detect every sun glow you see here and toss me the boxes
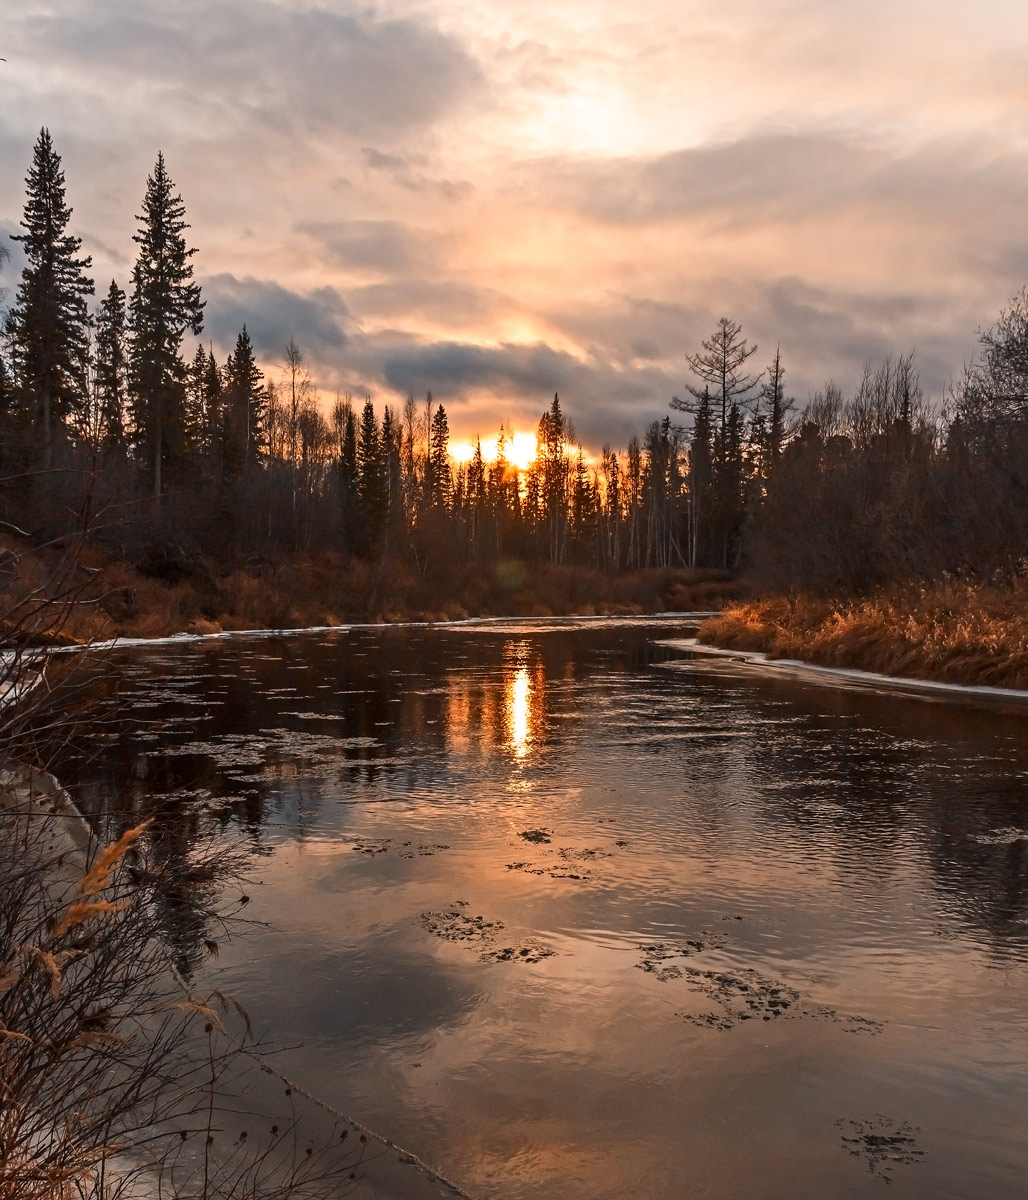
[507,432,538,471]
[449,431,538,471]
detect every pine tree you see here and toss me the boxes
[333,399,359,552]
[429,403,452,509]
[222,326,265,476]
[466,436,487,560]
[184,344,210,459]
[356,399,386,553]
[712,401,746,568]
[762,346,790,466]
[128,152,204,498]
[92,280,128,454]
[7,128,94,471]
[380,405,402,524]
[537,393,571,563]
[686,387,714,567]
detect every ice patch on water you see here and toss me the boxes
[971,827,1028,845]
[662,638,1028,707]
[49,612,717,656]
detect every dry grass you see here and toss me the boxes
[0,537,748,644]
[698,580,1028,689]
[0,778,364,1199]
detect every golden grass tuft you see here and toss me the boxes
[698,581,1028,689]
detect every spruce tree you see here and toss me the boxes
[356,399,386,553]
[92,280,128,454]
[380,404,402,524]
[687,387,714,567]
[184,344,209,458]
[222,326,265,476]
[7,128,94,471]
[428,403,451,509]
[128,152,204,498]
[333,400,358,551]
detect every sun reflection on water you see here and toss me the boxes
[503,642,538,761]
[509,667,532,758]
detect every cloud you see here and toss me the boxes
[524,130,1028,240]
[376,337,676,444]
[348,278,510,327]
[359,147,474,200]
[15,0,484,144]
[200,274,353,364]
[297,219,441,276]
[5,0,1028,454]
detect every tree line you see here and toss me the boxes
[1,127,1026,597]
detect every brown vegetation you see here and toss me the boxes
[698,581,1028,689]
[0,534,744,644]
[0,772,364,1199]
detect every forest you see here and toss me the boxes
[2,128,1028,658]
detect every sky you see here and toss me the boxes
[3,0,1028,453]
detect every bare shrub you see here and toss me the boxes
[0,779,363,1199]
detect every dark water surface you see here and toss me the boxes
[65,618,1028,1199]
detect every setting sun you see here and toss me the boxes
[450,431,538,471]
[507,432,537,471]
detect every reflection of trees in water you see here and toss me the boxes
[691,667,1028,952]
[59,624,1028,962]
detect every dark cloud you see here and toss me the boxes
[377,338,676,445]
[200,273,352,363]
[24,0,483,143]
[746,277,977,402]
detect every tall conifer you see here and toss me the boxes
[429,404,451,509]
[357,400,387,552]
[128,152,204,497]
[93,280,128,454]
[222,326,265,476]
[7,128,94,471]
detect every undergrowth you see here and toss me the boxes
[698,580,1028,688]
[0,783,363,1199]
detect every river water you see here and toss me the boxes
[64,617,1028,1199]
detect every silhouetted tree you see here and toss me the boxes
[685,387,713,566]
[674,317,761,428]
[356,399,386,553]
[128,152,204,498]
[429,403,452,509]
[6,128,94,472]
[221,326,265,477]
[537,393,572,563]
[184,343,223,465]
[91,280,128,455]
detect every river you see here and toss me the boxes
[62,617,1028,1199]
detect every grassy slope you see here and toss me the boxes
[697,582,1028,690]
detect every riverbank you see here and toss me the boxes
[697,582,1028,690]
[1,533,743,644]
